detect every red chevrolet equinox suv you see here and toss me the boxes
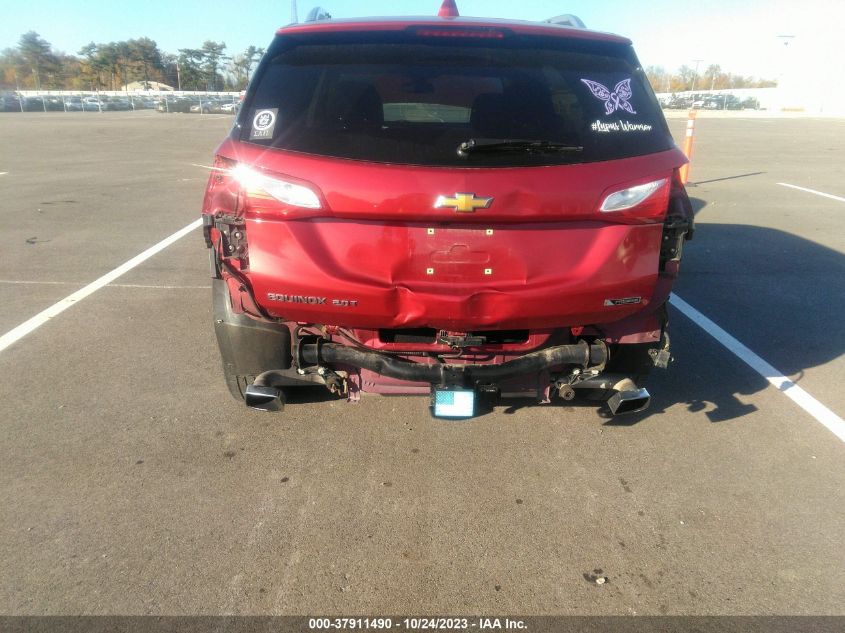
[202,4,694,419]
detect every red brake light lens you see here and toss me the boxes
[415,28,506,39]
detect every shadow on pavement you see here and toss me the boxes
[680,201,845,381]
[500,199,843,426]
[273,198,843,427]
[634,200,845,425]
[690,171,765,186]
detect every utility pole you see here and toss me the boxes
[690,59,702,94]
[691,59,703,93]
[176,60,182,91]
[291,0,298,23]
[13,69,24,112]
[775,35,795,111]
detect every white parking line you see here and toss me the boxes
[0,172,8,176]
[671,293,845,443]
[0,280,210,289]
[777,182,845,203]
[0,219,202,354]
[109,283,211,290]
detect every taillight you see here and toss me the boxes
[202,156,324,218]
[596,176,671,222]
[600,178,667,212]
[231,164,321,210]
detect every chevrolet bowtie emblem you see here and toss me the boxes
[434,193,494,213]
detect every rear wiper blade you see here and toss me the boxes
[457,138,583,156]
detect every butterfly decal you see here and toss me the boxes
[580,78,637,115]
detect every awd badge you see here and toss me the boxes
[434,193,494,213]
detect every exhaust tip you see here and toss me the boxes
[244,384,286,412]
[607,388,650,415]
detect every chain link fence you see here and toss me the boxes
[0,90,241,114]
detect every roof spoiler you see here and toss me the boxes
[543,14,586,28]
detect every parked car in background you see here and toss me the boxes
[42,96,65,111]
[725,95,743,110]
[665,97,692,109]
[703,95,742,110]
[690,94,706,109]
[104,97,131,111]
[82,97,104,111]
[209,99,234,114]
[64,97,84,111]
[22,97,46,111]
[156,97,193,113]
[741,97,760,110]
[190,100,215,114]
[0,94,22,111]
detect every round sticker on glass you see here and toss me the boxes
[249,108,278,140]
[254,110,275,130]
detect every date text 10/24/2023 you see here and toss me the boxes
[308,618,527,630]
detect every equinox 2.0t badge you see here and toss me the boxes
[434,193,494,213]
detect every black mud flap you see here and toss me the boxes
[212,278,295,400]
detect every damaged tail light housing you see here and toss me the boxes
[600,178,668,213]
[597,176,671,222]
[660,169,695,271]
[202,155,325,219]
[202,155,327,274]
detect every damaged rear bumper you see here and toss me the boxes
[296,339,607,386]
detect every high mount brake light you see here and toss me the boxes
[415,28,506,39]
[600,178,669,213]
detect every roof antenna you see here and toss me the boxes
[291,0,298,23]
[438,0,459,18]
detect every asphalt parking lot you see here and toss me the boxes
[0,110,843,616]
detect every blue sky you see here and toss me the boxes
[2,0,840,78]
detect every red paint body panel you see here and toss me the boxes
[217,138,682,223]
[247,219,660,329]
[213,140,685,330]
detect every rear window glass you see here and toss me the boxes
[240,30,672,166]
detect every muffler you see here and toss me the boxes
[607,378,651,415]
[244,384,286,412]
